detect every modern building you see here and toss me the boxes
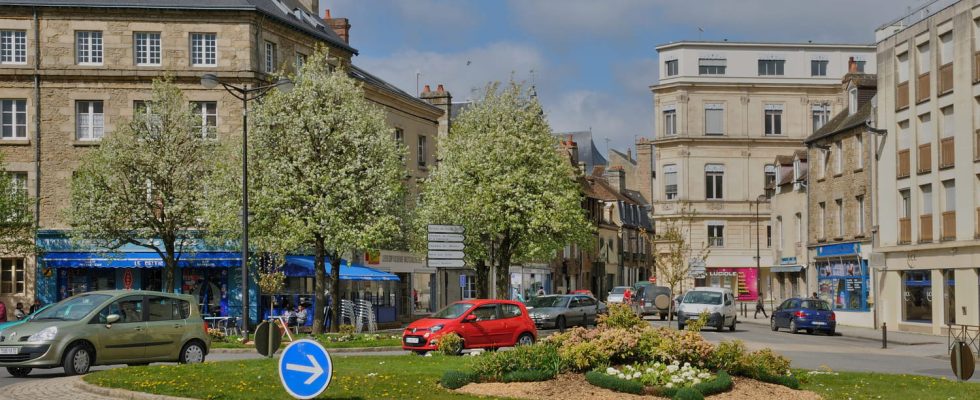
[766,150,808,304]
[647,40,876,302]
[874,0,980,334]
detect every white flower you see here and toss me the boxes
[667,365,679,373]
[698,373,711,379]
[618,373,627,379]
[367,373,377,377]
[607,367,619,375]
[665,383,674,389]
[633,372,642,379]
[684,362,691,368]
[645,368,655,374]
[672,360,680,366]
[692,378,701,385]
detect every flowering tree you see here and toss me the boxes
[654,202,709,321]
[206,48,404,333]
[68,80,217,292]
[0,153,35,256]
[415,82,592,298]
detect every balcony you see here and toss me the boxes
[916,72,930,103]
[896,81,910,110]
[897,149,910,178]
[919,214,933,243]
[899,218,911,244]
[942,211,956,241]
[938,63,953,94]
[917,143,931,174]
[939,137,954,169]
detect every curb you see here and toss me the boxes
[73,376,194,400]
[209,346,403,354]
[738,318,942,346]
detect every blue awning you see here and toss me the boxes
[283,256,399,281]
[42,252,239,269]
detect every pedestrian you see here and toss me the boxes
[13,302,26,320]
[0,301,6,323]
[623,288,632,305]
[811,292,819,299]
[536,287,545,297]
[296,304,308,326]
[754,296,768,318]
[29,299,42,314]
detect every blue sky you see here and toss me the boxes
[321,0,924,154]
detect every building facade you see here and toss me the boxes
[767,150,808,305]
[648,41,876,302]
[875,0,980,334]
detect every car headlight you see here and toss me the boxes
[28,326,58,342]
[429,325,443,333]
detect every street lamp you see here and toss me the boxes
[755,194,769,309]
[200,73,292,340]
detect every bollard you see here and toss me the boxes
[881,322,887,349]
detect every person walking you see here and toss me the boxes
[13,302,26,320]
[29,299,43,314]
[754,296,768,319]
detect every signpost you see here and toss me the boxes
[950,340,975,381]
[278,339,333,399]
[254,320,282,357]
[427,225,465,269]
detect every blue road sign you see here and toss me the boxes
[278,339,333,399]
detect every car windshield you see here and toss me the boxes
[683,291,723,305]
[801,300,831,311]
[33,294,112,321]
[610,287,627,294]
[527,296,568,308]
[432,302,475,319]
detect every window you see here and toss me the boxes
[75,100,104,140]
[758,59,785,75]
[897,52,909,82]
[853,59,866,73]
[704,103,724,135]
[855,135,864,169]
[821,149,830,178]
[264,41,277,73]
[816,260,868,311]
[704,164,723,200]
[918,113,932,144]
[764,164,777,194]
[76,31,103,65]
[663,164,677,200]
[134,32,161,66]
[776,217,783,251]
[0,30,27,64]
[900,189,911,219]
[394,127,404,143]
[941,106,954,138]
[943,180,955,212]
[917,42,930,74]
[848,87,858,114]
[147,296,178,321]
[835,199,843,237]
[940,32,953,65]
[8,172,26,196]
[663,108,677,136]
[944,270,955,325]
[707,224,724,247]
[698,58,726,75]
[920,184,932,215]
[811,60,828,76]
[500,303,522,318]
[1,99,27,139]
[766,225,772,248]
[665,59,678,76]
[0,258,24,294]
[295,52,307,71]
[417,135,427,167]
[835,141,843,175]
[812,104,830,132]
[461,275,477,299]
[94,296,144,324]
[818,202,826,238]
[795,212,802,244]
[856,195,865,235]
[764,105,782,135]
[902,270,931,322]
[192,101,217,139]
[191,33,217,66]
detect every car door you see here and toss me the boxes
[775,300,791,327]
[143,296,186,359]
[724,294,735,324]
[460,304,497,348]
[93,296,147,363]
[785,299,801,326]
[580,297,598,325]
[497,304,523,346]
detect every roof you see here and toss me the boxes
[555,131,608,173]
[774,155,794,165]
[349,65,441,114]
[805,101,873,144]
[794,149,807,161]
[656,40,875,51]
[0,0,357,55]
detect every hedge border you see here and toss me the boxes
[587,370,734,400]
[501,370,556,383]
[584,370,645,395]
[440,370,477,390]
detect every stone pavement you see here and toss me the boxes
[0,375,190,400]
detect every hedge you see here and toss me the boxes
[584,370,645,395]
[655,371,733,398]
[673,387,705,400]
[501,370,556,383]
[440,370,476,390]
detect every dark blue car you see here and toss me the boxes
[770,298,836,335]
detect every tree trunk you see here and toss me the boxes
[330,253,341,333]
[475,259,489,299]
[163,239,176,293]
[495,234,513,299]
[312,236,327,334]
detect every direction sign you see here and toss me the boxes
[255,321,282,357]
[278,339,333,399]
[428,250,465,259]
[428,224,465,234]
[428,259,465,267]
[428,241,465,251]
[428,233,464,242]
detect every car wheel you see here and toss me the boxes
[62,344,92,376]
[179,341,206,364]
[806,329,814,335]
[729,317,737,332]
[789,320,799,334]
[770,317,778,332]
[412,350,428,356]
[677,322,685,330]
[6,367,31,377]
[556,316,567,332]
[827,328,836,336]
[516,333,535,346]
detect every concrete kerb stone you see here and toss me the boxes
[208,345,402,354]
[73,376,195,400]
[738,317,942,345]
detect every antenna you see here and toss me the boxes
[698,26,704,40]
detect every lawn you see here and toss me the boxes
[84,355,485,400]
[209,333,402,349]
[802,370,980,399]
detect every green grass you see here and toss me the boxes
[208,334,401,349]
[802,370,980,400]
[85,355,486,400]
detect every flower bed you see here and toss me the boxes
[586,363,733,399]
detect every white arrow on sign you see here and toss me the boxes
[428,242,464,250]
[428,259,465,267]
[286,354,324,385]
[428,224,465,234]
[428,233,464,242]
[428,250,464,259]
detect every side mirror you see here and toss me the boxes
[463,314,477,322]
[106,314,121,325]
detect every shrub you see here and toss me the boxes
[691,370,733,396]
[471,343,564,380]
[339,324,356,336]
[650,328,715,368]
[598,303,646,329]
[710,340,746,372]
[207,328,226,343]
[684,310,710,333]
[738,348,791,378]
[437,332,464,356]
[672,387,704,400]
[752,372,801,389]
[559,340,609,371]
[440,370,475,389]
[501,370,555,382]
[584,370,645,395]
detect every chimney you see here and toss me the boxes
[627,148,632,161]
[420,83,453,138]
[605,166,626,194]
[564,137,580,167]
[324,9,351,44]
[848,56,858,73]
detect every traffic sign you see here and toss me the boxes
[428,259,465,267]
[428,250,464,259]
[255,321,282,357]
[428,224,465,234]
[278,339,333,399]
[428,241,465,251]
[428,233,464,242]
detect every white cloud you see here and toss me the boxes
[543,90,651,154]
[611,57,660,95]
[390,0,480,33]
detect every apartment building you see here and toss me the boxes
[875,0,980,334]
[767,150,807,304]
[647,41,876,302]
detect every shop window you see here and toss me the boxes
[462,275,477,299]
[816,259,868,311]
[412,272,433,313]
[944,270,955,325]
[902,270,932,322]
[141,269,163,292]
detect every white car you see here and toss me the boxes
[675,287,737,332]
[606,286,631,304]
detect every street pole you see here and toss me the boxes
[755,198,761,307]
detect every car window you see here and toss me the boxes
[580,297,596,307]
[779,300,791,310]
[37,294,111,322]
[788,299,801,309]
[683,291,723,305]
[610,287,626,294]
[176,299,191,319]
[500,304,522,318]
[471,305,498,321]
[801,300,831,311]
[147,296,175,322]
[568,298,581,308]
[93,296,144,324]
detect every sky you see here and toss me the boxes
[320,0,926,155]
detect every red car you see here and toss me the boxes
[402,299,537,355]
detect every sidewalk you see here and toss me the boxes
[0,375,190,400]
[739,313,943,345]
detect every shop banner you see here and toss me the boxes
[707,267,758,301]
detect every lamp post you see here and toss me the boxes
[755,194,769,308]
[200,73,292,340]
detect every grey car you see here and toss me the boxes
[633,285,672,320]
[526,295,604,331]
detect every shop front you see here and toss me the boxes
[362,250,436,318]
[812,242,872,327]
[509,264,552,301]
[698,267,759,301]
[767,257,806,304]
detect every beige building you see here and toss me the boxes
[874,0,980,334]
[767,150,808,304]
[646,41,875,303]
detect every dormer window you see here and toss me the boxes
[848,87,858,115]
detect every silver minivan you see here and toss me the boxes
[675,287,737,332]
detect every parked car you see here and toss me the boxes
[675,287,737,332]
[569,289,594,297]
[526,295,604,331]
[0,304,52,332]
[606,286,631,304]
[770,298,836,335]
[633,285,672,320]
[401,299,536,355]
[0,290,210,377]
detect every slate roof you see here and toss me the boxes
[0,0,357,55]
[349,65,441,114]
[804,101,873,144]
[555,131,608,174]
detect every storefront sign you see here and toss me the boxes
[706,267,758,301]
[780,257,797,265]
[123,269,133,290]
[816,242,861,258]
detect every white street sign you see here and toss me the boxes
[428,233,464,242]
[428,224,465,234]
[428,250,464,259]
[428,242,465,250]
[428,259,465,267]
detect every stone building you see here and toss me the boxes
[803,67,877,328]
[647,41,875,302]
[766,150,807,304]
[874,0,980,334]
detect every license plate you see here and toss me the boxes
[405,337,420,344]
[812,321,826,326]
[0,347,18,355]
[646,302,652,306]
